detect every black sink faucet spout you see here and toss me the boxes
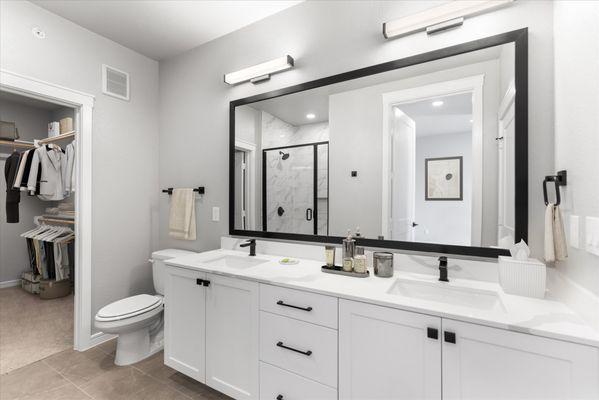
[438,256,449,282]
[240,239,256,256]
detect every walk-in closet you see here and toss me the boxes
[0,90,77,374]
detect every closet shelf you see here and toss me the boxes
[38,216,75,225]
[0,139,36,149]
[38,131,75,144]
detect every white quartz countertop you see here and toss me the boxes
[165,249,599,348]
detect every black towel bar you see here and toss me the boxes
[162,187,205,195]
[543,170,567,206]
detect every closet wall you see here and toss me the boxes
[0,97,50,284]
[1,1,160,333]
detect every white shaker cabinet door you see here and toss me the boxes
[205,274,259,400]
[164,266,207,383]
[442,319,599,400]
[339,299,442,400]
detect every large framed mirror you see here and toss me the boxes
[229,29,527,258]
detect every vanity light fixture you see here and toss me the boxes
[432,100,444,107]
[383,0,513,39]
[224,55,294,85]
[306,113,316,120]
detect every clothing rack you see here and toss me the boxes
[0,130,75,150]
[38,216,75,225]
[162,187,205,195]
[37,131,76,145]
[543,170,567,206]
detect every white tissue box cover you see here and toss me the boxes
[498,256,546,299]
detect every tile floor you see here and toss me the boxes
[0,339,232,400]
[0,287,73,374]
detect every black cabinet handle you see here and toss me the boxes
[202,280,211,287]
[276,396,283,400]
[196,278,204,286]
[306,208,313,221]
[444,331,456,344]
[276,300,313,312]
[427,327,438,340]
[276,341,312,356]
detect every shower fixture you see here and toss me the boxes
[279,151,290,160]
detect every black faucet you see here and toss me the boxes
[240,239,256,256]
[438,256,449,282]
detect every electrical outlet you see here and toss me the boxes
[569,215,579,248]
[585,216,599,256]
[212,207,220,222]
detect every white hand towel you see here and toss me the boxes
[553,205,568,261]
[544,204,555,262]
[168,188,196,241]
[544,203,568,262]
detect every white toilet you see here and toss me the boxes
[94,249,195,365]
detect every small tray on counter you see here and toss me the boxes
[321,265,370,278]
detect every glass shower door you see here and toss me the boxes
[264,145,315,234]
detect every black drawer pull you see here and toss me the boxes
[276,396,283,400]
[276,300,312,312]
[196,278,204,286]
[444,331,456,344]
[276,341,312,356]
[202,280,211,287]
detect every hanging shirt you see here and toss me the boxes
[12,149,34,190]
[4,151,21,223]
[27,145,67,201]
[64,140,75,196]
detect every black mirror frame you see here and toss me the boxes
[229,28,527,259]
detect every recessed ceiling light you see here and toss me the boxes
[306,113,316,120]
[432,100,444,107]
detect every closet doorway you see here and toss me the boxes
[0,70,94,374]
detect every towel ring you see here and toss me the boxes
[543,170,567,206]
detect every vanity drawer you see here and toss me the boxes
[260,311,337,388]
[260,362,337,400]
[260,284,338,329]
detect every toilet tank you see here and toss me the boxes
[151,249,196,295]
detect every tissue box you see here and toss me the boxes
[498,256,546,298]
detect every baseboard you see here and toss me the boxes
[85,332,116,351]
[0,279,21,289]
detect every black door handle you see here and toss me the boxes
[276,341,312,356]
[202,280,210,287]
[276,300,313,312]
[427,327,438,340]
[276,395,283,400]
[306,208,313,221]
[277,206,285,216]
[412,222,419,227]
[196,278,204,286]
[444,331,456,344]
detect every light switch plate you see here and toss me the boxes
[569,215,579,248]
[212,207,220,222]
[585,216,599,256]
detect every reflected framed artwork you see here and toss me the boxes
[425,156,463,201]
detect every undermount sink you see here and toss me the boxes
[387,278,506,313]
[200,255,269,269]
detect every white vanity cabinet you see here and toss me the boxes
[339,299,442,400]
[339,299,599,400]
[164,267,260,399]
[206,274,259,400]
[164,266,207,382]
[442,319,599,400]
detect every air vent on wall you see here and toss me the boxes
[102,64,130,101]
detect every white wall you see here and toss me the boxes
[415,131,472,245]
[0,99,51,284]
[553,1,599,297]
[159,0,553,257]
[0,2,160,330]
[327,59,500,240]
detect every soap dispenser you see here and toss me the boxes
[342,230,356,272]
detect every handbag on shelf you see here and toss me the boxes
[0,120,19,140]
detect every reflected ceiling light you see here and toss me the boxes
[306,113,316,120]
[224,55,294,85]
[432,100,444,107]
[383,0,513,39]
[469,119,473,123]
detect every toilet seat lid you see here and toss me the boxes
[96,294,162,321]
